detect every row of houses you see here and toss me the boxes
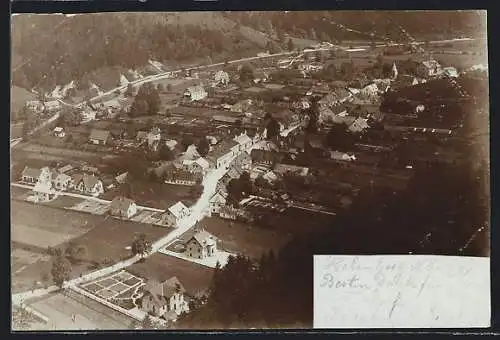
[21,166,104,201]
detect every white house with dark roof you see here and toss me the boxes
[160,201,190,227]
[185,229,217,260]
[233,132,253,151]
[53,173,73,191]
[110,196,137,219]
[207,139,239,169]
[209,190,228,215]
[21,167,46,184]
[73,173,104,196]
[141,276,189,319]
[182,157,210,175]
[89,129,110,145]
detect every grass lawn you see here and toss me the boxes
[42,195,86,209]
[101,180,197,209]
[11,200,100,249]
[260,207,336,237]
[128,253,214,296]
[196,217,293,259]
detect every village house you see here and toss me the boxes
[26,100,44,112]
[318,88,352,108]
[89,129,111,145]
[53,172,73,191]
[233,132,253,151]
[185,229,217,260]
[442,67,459,78]
[417,59,442,78]
[21,166,51,184]
[58,164,74,174]
[207,139,239,169]
[72,173,104,196]
[110,196,137,219]
[80,105,97,123]
[53,127,66,138]
[147,127,162,151]
[182,157,210,175]
[209,190,228,215]
[261,170,279,185]
[330,150,357,162]
[160,201,190,227]
[32,180,57,202]
[214,70,230,86]
[184,85,208,101]
[141,276,189,319]
[165,139,178,151]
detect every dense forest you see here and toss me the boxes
[11,11,486,92]
[175,157,489,329]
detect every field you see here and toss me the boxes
[11,200,100,249]
[11,123,23,138]
[127,253,214,297]
[65,218,172,265]
[15,143,111,163]
[101,180,197,210]
[197,217,293,259]
[25,291,132,330]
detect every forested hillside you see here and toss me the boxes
[11,11,486,92]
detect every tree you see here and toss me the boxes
[239,63,255,83]
[125,83,135,97]
[181,136,195,151]
[60,108,82,127]
[196,138,210,157]
[51,255,71,287]
[287,38,295,52]
[324,123,355,151]
[141,315,154,329]
[265,117,280,140]
[129,99,149,117]
[65,242,88,264]
[159,144,174,161]
[131,233,152,259]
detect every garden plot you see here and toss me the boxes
[70,200,110,215]
[80,270,145,311]
[129,210,162,224]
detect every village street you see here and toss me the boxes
[12,143,254,309]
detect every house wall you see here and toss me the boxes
[186,240,205,259]
[161,212,177,227]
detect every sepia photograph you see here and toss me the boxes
[10,10,489,331]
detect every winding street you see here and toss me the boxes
[12,144,253,308]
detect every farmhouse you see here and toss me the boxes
[160,201,190,227]
[209,190,228,214]
[72,173,104,196]
[21,166,51,184]
[185,229,217,260]
[110,196,137,219]
[89,129,111,145]
[26,100,44,112]
[184,85,208,101]
[141,276,189,319]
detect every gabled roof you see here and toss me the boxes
[190,230,217,247]
[348,117,370,133]
[145,276,186,302]
[208,139,239,160]
[55,173,72,183]
[274,163,309,176]
[233,133,252,146]
[58,164,73,173]
[22,166,41,179]
[250,149,283,163]
[195,157,210,170]
[89,129,110,142]
[111,196,135,211]
[168,201,189,218]
[210,190,228,203]
[75,173,101,189]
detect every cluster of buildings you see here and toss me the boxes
[21,164,104,202]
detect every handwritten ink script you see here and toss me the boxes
[314,255,490,328]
